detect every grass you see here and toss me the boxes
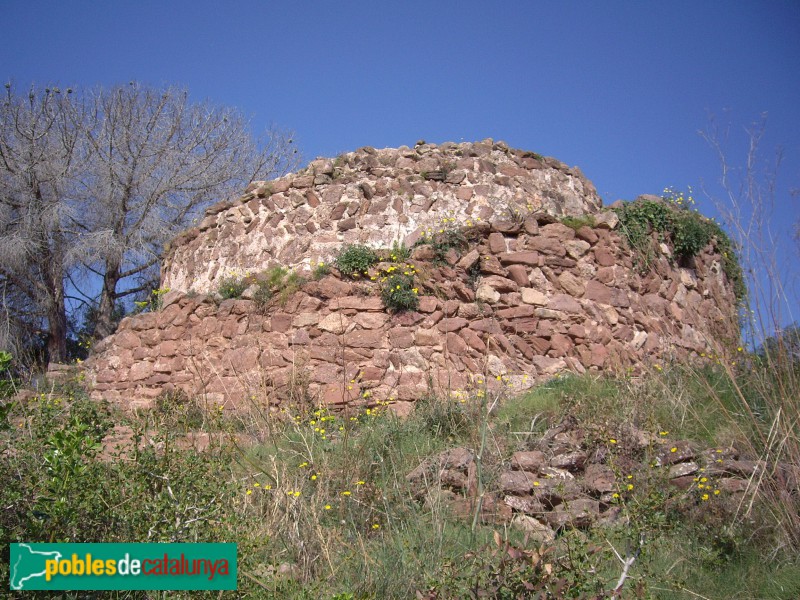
[560,214,597,231]
[2,352,799,598]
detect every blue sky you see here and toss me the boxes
[4,1,799,329]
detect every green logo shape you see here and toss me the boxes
[10,543,237,590]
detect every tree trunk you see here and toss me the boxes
[46,284,68,364]
[45,236,69,364]
[94,256,121,340]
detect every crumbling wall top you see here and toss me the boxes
[162,139,602,293]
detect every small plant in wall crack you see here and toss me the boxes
[252,265,307,310]
[416,216,477,263]
[374,260,421,312]
[388,240,410,262]
[380,273,419,312]
[311,260,331,280]
[335,244,378,278]
[217,275,248,299]
[560,214,596,231]
[132,287,170,313]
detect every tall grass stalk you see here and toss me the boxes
[694,117,800,550]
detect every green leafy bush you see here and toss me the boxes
[252,266,307,309]
[0,393,236,557]
[154,389,205,430]
[263,265,289,289]
[671,210,712,260]
[615,199,672,270]
[381,273,419,312]
[217,275,248,299]
[335,244,378,278]
[615,196,746,301]
[279,270,306,304]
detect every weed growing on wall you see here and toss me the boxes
[217,274,248,299]
[132,287,171,313]
[416,216,477,263]
[615,189,746,301]
[371,260,421,312]
[335,244,378,278]
[560,214,596,231]
[380,273,419,312]
[311,261,331,280]
[252,280,273,311]
[388,240,410,262]
[259,266,306,306]
[213,266,307,309]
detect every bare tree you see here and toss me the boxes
[0,82,299,363]
[76,83,298,338]
[0,85,87,362]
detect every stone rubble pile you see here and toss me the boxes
[406,418,798,541]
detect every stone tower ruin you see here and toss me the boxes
[87,139,740,412]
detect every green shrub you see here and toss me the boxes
[380,273,419,312]
[252,280,272,312]
[0,392,237,560]
[279,270,306,304]
[154,389,205,430]
[615,199,673,271]
[217,275,248,299]
[672,209,713,260]
[335,244,378,278]
[615,196,746,301]
[261,265,288,289]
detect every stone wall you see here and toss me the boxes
[88,211,739,412]
[162,139,602,294]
